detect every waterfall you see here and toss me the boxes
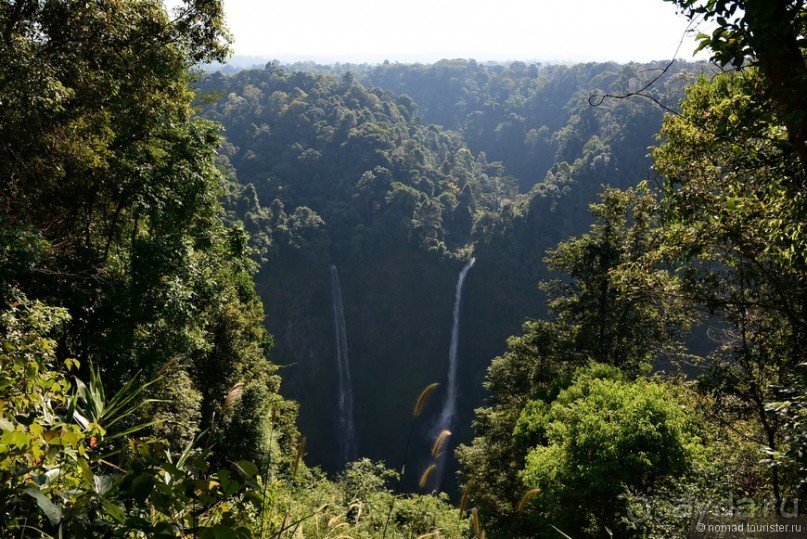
[330,264,357,465]
[432,258,475,488]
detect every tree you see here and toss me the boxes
[541,186,691,376]
[457,187,691,537]
[0,0,298,468]
[649,68,807,505]
[0,293,269,537]
[518,364,705,538]
[666,0,807,169]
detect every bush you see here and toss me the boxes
[0,292,267,537]
[518,364,706,537]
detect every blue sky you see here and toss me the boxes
[203,0,711,64]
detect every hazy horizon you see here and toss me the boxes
[217,52,707,69]
[172,0,713,66]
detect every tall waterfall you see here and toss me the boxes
[330,264,357,465]
[432,258,475,487]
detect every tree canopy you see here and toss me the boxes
[666,0,807,167]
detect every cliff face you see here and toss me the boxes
[260,243,552,494]
[259,244,462,475]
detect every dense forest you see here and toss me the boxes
[195,58,708,484]
[1,0,806,538]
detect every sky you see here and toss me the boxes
[213,0,711,64]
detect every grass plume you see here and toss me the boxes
[431,429,452,458]
[419,463,437,489]
[292,436,306,478]
[223,381,245,407]
[516,488,540,512]
[348,501,363,524]
[383,382,438,539]
[458,482,473,517]
[414,382,439,417]
[155,356,181,377]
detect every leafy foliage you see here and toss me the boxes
[457,187,693,537]
[665,0,807,167]
[364,60,703,191]
[6,0,807,536]
[648,68,807,503]
[198,61,707,479]
[460,20,807,535]
[0,0,298,471]
[518,365,705,537]
[0,294,475,537]
[0,293,263,537]
[198,65,518,257]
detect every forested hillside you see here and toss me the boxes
[2,0,806,537]
[197,59,707,483]
[364,60,681,189]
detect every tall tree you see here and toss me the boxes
[649,68,807,505]
[0,0,297,467]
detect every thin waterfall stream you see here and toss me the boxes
[330,264,357,466]
[432,257,475,488]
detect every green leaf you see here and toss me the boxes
[102,499,127,524]
[78,457,94,487]
[33,468,62,488]
[211,525,240,539]
[93,473,115,496]
[234,460,258,479]
[24,488,63,526]
[217,469,241,497]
